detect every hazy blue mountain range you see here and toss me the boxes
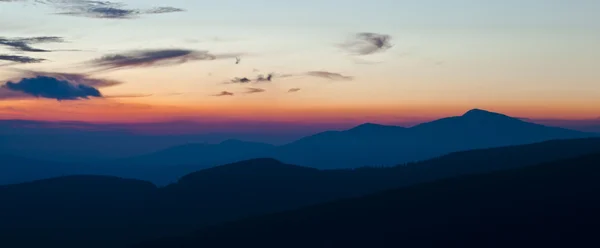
[1,109,594,165]
[1,109,597,185]
[1,138,600,248]
[113,109,596,175]
[0,119,309,162]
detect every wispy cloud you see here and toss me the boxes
[306,71,354,81]
[144,7,184,14]
[54,0,184,19]
[214,91,234,97]
[288,88,301,93]
[340,32,393,55]
[244,88,265,94]
[88,49,242,71]
[227,71,350,83]
[1,76,102,100]
[0,36,65,52]
[230,77,252,84]
[2,0,185,19]
[0,55,46,64]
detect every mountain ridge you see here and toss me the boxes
[2,109,598,185]
[3,138,600,248]
[133,151,600,248]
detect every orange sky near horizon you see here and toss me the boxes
[1,1,599,125]
[1,97,598,125]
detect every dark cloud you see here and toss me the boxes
[288,88,301,93]
[0,36,65,52]
[340,32,393,55]
[1,76,102,100]
[214,91,234,97]
[230,77,252,84]
[255,74,273,82]
[0,55,46,64]
[8,0,186,19]
[226,73,274,84]
[13,70,124,88]
[245,88,265,94]
[306,71,354,81]
[89,49,242,71]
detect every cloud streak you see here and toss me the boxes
[306,71,354,81]
[88,49,242,71]
[245,87,266,94]
[230,77,252,84]
[144,7,185,14]
[0,36,65,52]
[0,55,46,64]
[2,0,186,19]
[1,76,102,100]
[214,91,234,97]
[340,32,393,55]
[288,88,301,93]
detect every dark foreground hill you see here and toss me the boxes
[2,138,600,248]
[135,152,600,248]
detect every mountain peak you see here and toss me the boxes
[354,123,385,129]
[350,123,404,132]
[462,109,510,118]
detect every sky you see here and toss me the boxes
[1,0,599,126]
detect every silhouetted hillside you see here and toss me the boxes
[2,138,600,248]
[135,152,600,248]
[0,175,157,248]
[0,119,303,163]
[145,138,600,236]
[123,109,595,175]
[275,108,594,168]
[2,109,595,186]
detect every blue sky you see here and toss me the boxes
[0,0,599,122]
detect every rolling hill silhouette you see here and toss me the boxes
[275,108,595,168]
[106,109,596,184]
[1,138,600,248]
[134,151,600,248]
[2,109,595,186]
[0,175,157,248]
[0,119,302,163]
